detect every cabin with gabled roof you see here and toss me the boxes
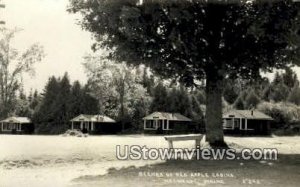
[223,110,273,135]
[70,114,118,134]
[143,112,194,134]
[0,117,34,134]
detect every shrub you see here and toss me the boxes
[257,102,300,127]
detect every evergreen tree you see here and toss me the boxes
[57,73,72,129]
[287,83,300,105]
[262,85,272,102]
[233,95,245,110]
[270,81,290,102]
[69,81,84,117]
[177,86,193,117]
[282,67,298,88]
[81,85,99,114]
[30,90,40,110]
[131,98,149,131]
[223,80,239,104]
[272,72,283,86]
[33,76,60,133]
[244,89,261,109]
[150,82,168,112]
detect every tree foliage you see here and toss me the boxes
[33,74,99,134]
[244,89,261,108]
[0,28,44,118]
[69,0,300,81]
[288,82,300,105]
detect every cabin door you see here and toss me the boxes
[234,119,240,129]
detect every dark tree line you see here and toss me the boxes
[6,67,300,134]
[32,73,99,134]
[222,68,300,110]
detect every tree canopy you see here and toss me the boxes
[69,0,300,83]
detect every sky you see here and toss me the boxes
[3,0,93,93]
[2,0,300,93]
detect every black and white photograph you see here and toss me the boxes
[0,0,300,186]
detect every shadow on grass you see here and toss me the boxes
[72,154,300,187]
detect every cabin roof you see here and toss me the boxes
[0,117,31,124]
[70,114,116,123]
[223,110,273,120]
[143,112,192,121]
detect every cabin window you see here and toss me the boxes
[234,119,240,128]
[3,123,8,130]
[161,120,171,130]
[223,119,234,129]
[3,123,15,130]
[145,120,156,129]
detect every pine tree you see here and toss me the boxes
[30,90,40,110]
[131,98,148,131]
[69,81,83,117]
[81,85,99,114]
[177,86,193,117]
[223,80,239,104]
[272,72,283,86]
[282,67,298,88]
[262,85,272,102]
[150,81,168,112]
[57,73,72,130]
[233,95,245,110]
[270,81,290,102]
[244,89,261,109]
[33,76,60,133]
[287,83,300,105]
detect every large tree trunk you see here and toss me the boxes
[205,71,226,147]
